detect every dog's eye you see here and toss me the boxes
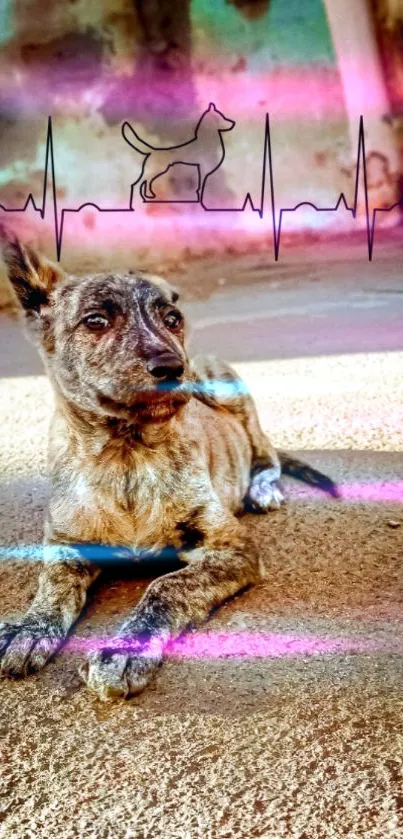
[82,314,110,332]
[163,309,183,330]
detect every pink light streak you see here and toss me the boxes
[291,480,403,503]
[339,481,403,503]
[1,66,388,120]
[65,631,403,659]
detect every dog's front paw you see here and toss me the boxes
[81,639,163,702]
[0,616,63,677]
[246,473,285,513]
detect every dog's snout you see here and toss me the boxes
[147,354,184,381]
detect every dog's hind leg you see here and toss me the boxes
[138,159,158,200]
[190,355,283,511]
[143,164,171,199]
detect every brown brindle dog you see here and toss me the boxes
[0,236,337,701]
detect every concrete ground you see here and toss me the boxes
[0,249,402,838]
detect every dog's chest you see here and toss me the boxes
[75,450,203,551]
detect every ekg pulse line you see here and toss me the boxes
[0,117,134,261]
[0,110,400,261]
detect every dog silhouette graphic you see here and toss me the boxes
[122,103,235,203]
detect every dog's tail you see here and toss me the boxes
[278,451,340,498]
[122,121,152,156]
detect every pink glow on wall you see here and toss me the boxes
[0,66,393,120]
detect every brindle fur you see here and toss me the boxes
[0,235,337,700]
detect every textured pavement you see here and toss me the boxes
[0,254,403,838]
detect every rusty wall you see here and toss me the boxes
[0,0,400,305]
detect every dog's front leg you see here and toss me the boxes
[83,516,259,701]
[0,542,100,677]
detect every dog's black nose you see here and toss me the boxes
[147,354,184,381]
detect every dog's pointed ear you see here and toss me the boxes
[1,232,63,316]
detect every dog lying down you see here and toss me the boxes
[0,235,338,701]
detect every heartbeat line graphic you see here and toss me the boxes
[0,106,401,262]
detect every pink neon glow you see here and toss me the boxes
[291,481,403,503]
[2,213,342,265]
[65,631,403,659]
[232,480,402,503]
[195,69,345,119]
[338,481,403,503]
[0,67,389,119]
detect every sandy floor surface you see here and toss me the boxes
[0,250,402,838]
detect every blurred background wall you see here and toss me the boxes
[0,0,401,304]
